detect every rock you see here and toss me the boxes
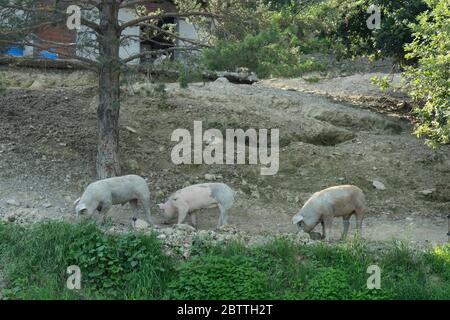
[161,227,174,235]
[204,174,216,181]
[155,190,164,198]
[174,224,196,232]
[251,190,260,199]
[372,180,386,190]
[215,77,229,84]
[309,232,323,240]
[6,199,20,207]
[182,181,191,188]
[205,135,223,146]
[133,219,149,230]
[157,234,167,240]
[125,126,137,134]
[124,159,140,172]
[29,80,46,90]
[419,189,435,196]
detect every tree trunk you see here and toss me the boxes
[96,3,121,179]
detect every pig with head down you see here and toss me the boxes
[292,185,366,240]
[74,175,152,225]
[158,183,234,229]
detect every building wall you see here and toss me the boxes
[34,0,76,58]
[35,24,76,58]
[118,8,140,64]
[11,1,201,63]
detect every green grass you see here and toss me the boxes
[0,221,449,300]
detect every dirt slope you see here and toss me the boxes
[0,68,449,245]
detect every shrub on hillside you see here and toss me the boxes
[201,20,325,78]
[403,0,450,146]
[294,0,428,62]
[167,255,267,299]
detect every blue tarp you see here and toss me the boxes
[5,45,24,57]
[39,50,58,59]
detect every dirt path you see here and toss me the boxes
[0,69,449,245]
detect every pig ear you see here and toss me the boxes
[292,214,304,225]
[75,203,87,215]
[73,198,81,206]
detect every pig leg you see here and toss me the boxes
[355,212,363,236]
[176,204,189,225]
[98,202,112,225]
[322,216,333,240]
[130,199,139,220]
[190,212,198,229]
[341,215,351,240]
[321,219,326,239]
[140,197,153,226]
[217,204,228,228]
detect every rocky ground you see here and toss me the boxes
[0,66,449,254]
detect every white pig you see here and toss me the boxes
[292,185,366,240]
[158,183,234,228]
[74,175,152,225]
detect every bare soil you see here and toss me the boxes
[0,67,449,245]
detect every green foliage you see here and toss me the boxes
[268,0,426,63]
[179,0,273,42]
[201,20,326,78]
[372,242,450,299]
[66,222,170,298]
[370,75,392,91]
[0,71,6,96]
[293,0,428,62]
[201,0,428,76]
[1,222,449,300]
[167,255,266,299]
[177,66,189,89]
[403,0,450,146]
[0,221,172,299]
[305,267,352,299]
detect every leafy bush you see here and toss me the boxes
[305,267,352,299]
[0,221,171,299]
[201,20,325,78]
[370,75,393,91]
[294,0,428,62]
[167,255,267,299]
[403,0,450,146]
[179,0,272,42]
[66,222,170,298]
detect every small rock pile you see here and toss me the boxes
[130,220,316,259]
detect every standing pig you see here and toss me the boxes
[292,185,366,240]
[158,183,234,229]
[74,175,152,225]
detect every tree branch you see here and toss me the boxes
[140,22,211,48]
[119,11,218,32]
[121,46,200,64]
[2,3,102,34]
